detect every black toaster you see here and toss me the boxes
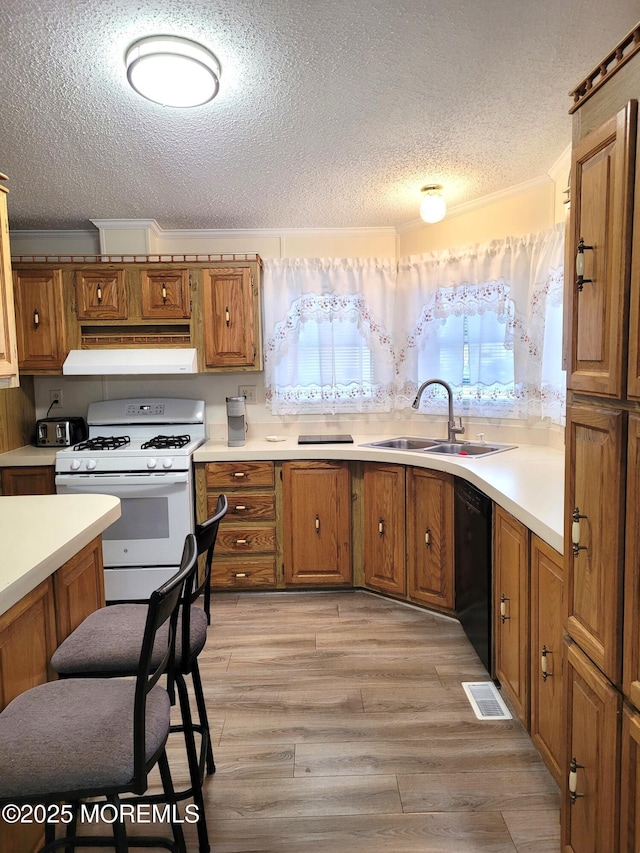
[35,416,88,447]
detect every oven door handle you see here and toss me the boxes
[55,471,189,488]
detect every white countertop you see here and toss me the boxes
[0,445,57,466]
[0,493,121,617]
[194,435,565,554]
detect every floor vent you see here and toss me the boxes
[462,681,512,720]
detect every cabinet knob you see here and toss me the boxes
[96,284,103,304]
[575,237,594,291]
[234,504,247,511]
[225,306,230,326]
[500,593,509,623]
[33,308,40,328]
[234,538,249,546]
[315,514,320,534]
[424,528,431,547]
[233,572,249,579]
[232,471,247,479]
[571,506,588,557]
[541,645,552,681]
[161,282,167,303]
[568,757,585,803]
[378,518,384,536]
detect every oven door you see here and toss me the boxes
[55,471,194,569]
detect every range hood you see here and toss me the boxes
[63,348,198,376]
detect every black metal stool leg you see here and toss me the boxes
[158,750,187,853]
[191,660,215,775]
[176,672,210,853]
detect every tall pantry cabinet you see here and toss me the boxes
[562,24,640,852]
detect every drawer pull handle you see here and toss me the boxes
[569,757,585,803]
[541,645,552,680]
[97,284,103,304]
[571,507,588,557]
[232,472,247,479]
[33,308,40,328]
[234,538,250,546]
[225,306,230,326]
[233,572,249,579]
[500,594,509,623]
[425,527,431,547]
[161,282,167,303]
[234,504,247,511]
[378,518,384,536]
[315,514,320,534]
[575,237,593,291]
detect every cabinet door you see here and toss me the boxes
[13,268,67,370]
[621,704,640,853]
[565,402,625,685]
[363,462,406,596]
[52,537,105,644]
[0,465,55,495]
[530,534,564,786]
[493,504,530,727]
[202,267,255,367]
[566,101,636,397]
[282,461,351,585]
[406,468,454,611]
[561,639,621,853]
[623,413,640,705]
[75,268,127,319]
[0,181,18,382]
[140,268,190,319]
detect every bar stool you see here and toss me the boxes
[50,495,228,853]
[0,534,197,853]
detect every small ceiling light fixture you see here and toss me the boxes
[126,35,221,108]
[420,184,447,224]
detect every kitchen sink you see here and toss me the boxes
[364,436,444,451]
[362,437,517,458]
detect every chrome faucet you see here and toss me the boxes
[412,378,465,443]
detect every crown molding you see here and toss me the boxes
[547,144,571,184]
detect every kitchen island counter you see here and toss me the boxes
[0,493,120,616]
[194,436,564,553]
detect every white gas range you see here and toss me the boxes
[55,398,206,602]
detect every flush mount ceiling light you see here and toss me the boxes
[420,184,447,224]
[126,35,221,108]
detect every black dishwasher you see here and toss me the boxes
[454,478,493,673]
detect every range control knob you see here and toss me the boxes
[70,458,82,471]
[162,457,173,469]
[86,458,97,471]
[147,458,158,469]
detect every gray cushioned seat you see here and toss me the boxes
[0,678,170,797]
[51,604,208,675]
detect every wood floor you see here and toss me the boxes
[88,589,561,851]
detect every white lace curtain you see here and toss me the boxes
[263,225,565,422]
[397,224,566,421]
[263,257,398,414]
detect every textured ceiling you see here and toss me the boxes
[1,0,639,232]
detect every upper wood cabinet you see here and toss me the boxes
[282,460,351,586]
[566,101,637,398]
[363,462,406,597]
[0,175,18,386]
[140,268,190,319]
[75,268,127,319]
[13,267,67,371]
[201,266,259,369]
[493,504,530,727]
[565,402,626,686]
[406,467,454,612]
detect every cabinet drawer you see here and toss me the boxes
[211,492,275,521]
[210,559,276,589]
[217,525,276,554]
[206,461,274,488]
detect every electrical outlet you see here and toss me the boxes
[49,389,63,407]
[238,385,257,403]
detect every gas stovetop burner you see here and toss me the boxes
[141,434,192,450]
[74,435,131,451]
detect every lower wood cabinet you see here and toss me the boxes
[621,703,640,852]
[282,460,351,586]
[561,638,621,853]
[202,461,277,589]
[530,533,564,786]
[406,467,454,611]
[493,504,530,726]
[52,537,105,644]
[0,465,55,495]
[362,462,406,596]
